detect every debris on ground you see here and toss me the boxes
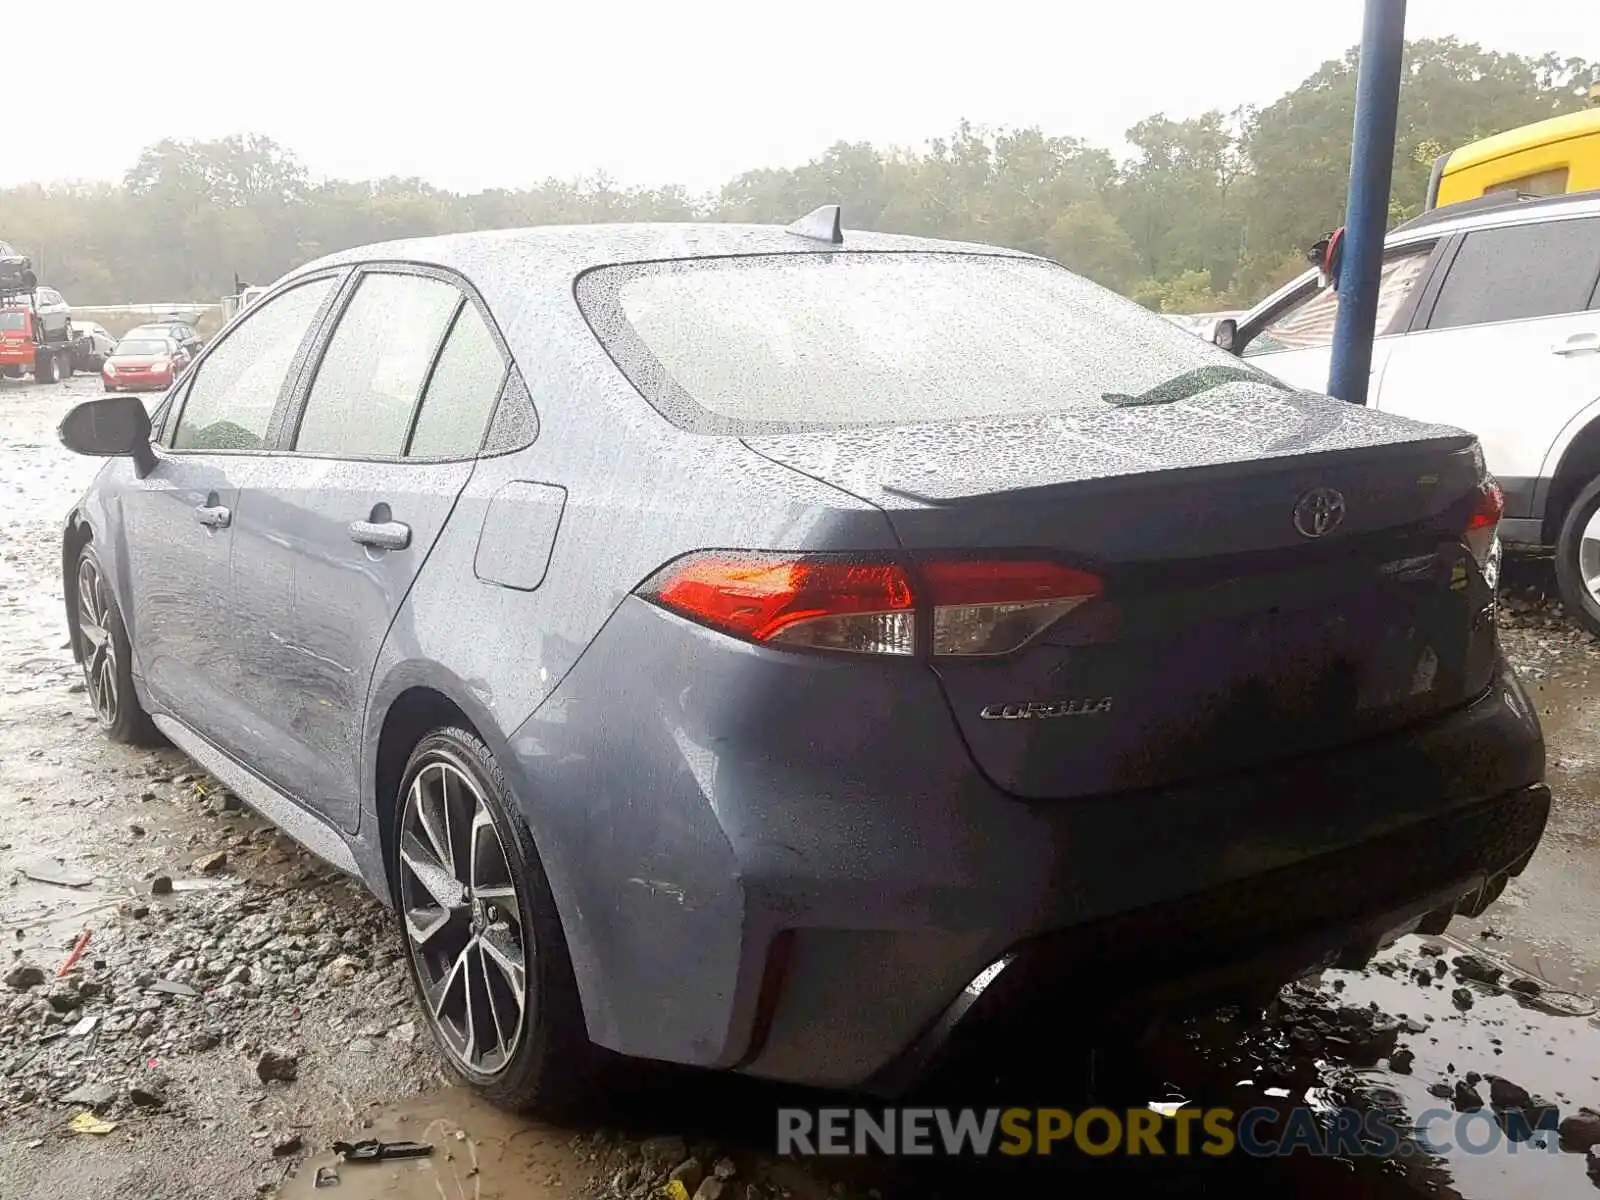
[60,1082,116,1109]
[17,860,94,888]
[332,1138,434,1163]
[55,929,91,977]
[66,1112,117,1135]
[4,964,47,991]
[191,851,228,875]
[1562,1108,1600,1152]
[256,1048,300,1084]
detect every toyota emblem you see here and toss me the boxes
[1292,487,1346,538]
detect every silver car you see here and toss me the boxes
[53,210,1547,1111]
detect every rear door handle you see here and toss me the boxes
[349,520,410,550]
[1552,333,1600,355]
[194,504,231,529]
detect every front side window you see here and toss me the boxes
[0,312,25,331]
[1426,217,1600,331]
[294,272,461,457]
[169,277,335,452]
[1243,249,1432,357]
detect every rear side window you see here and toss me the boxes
[170,278,335,452]
[406,303,507,458]
[578,253,1258,434]
[294,273,460,457]
[1243,249,1431,357]
[1427,217,1600,331]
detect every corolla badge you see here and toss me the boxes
[1292,486,1346,538]
[979,698,1113,720]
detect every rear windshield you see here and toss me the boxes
[115,339,169,356]
[577,252,1265,435]
[0,311,25,331]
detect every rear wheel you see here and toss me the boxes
[74,542,159,745]
[33,352,58,384]
[392,727,596,1113]
[1554,475,1600,638]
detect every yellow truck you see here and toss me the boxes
[1425,86,1600,210]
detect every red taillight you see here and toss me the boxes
[638,553,1101,657]
[1466,479,1505,532]
[1464,478,1505,585]
[641,554,916,655]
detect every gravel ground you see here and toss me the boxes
[3,376,1600,1199]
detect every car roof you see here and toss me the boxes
[1387,189,1600,245]
[289,221,1034,286]
[1240,190,1600,321]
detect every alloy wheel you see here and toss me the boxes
[76,556,118,725]
[398,758,531,1076]
[1579,508,1600,605]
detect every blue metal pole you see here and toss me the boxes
[1327,0,1407,404]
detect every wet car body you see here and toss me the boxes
[57,217,1548,1100]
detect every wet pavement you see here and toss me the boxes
[2,377,1599,1198]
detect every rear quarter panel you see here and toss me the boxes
[360,292,897,884]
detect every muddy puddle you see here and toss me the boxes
[278,1088,580,1199]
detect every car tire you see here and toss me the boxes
[60,354,73,379]
[102,383,116,393]
[33,353,58,384]
[392,726,597,1114]
[1555,475,1600,638]
[73,542,160,745]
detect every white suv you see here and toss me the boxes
[1220,191,1600,634]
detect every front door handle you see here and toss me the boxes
[1552,333,1600,356]
[194,504,231,529]
[349,520,411,551]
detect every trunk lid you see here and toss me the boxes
[745,384,1500,799]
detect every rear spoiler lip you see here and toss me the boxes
[875,431,1483,509]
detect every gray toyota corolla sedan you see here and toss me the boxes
[56,207,1549,1110]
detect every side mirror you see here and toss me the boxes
[58,395,156,478]
[1212,317,1240,355]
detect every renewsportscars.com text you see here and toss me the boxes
[777,1106,1565,1158]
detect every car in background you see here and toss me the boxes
[123,319,203,357]
[0,240,36,291]
[101,335,190,392]
[71,322,116,372]
[23,286,73,340]
[1163,311,1242,340]
[56,211,1546,1111]
[1215,189,1600,635]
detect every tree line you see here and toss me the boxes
[1,37,1593,312]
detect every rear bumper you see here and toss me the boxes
[868,781,1549,1094]
[507,598,1547,1090]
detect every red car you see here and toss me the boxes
[102,336,190,393]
